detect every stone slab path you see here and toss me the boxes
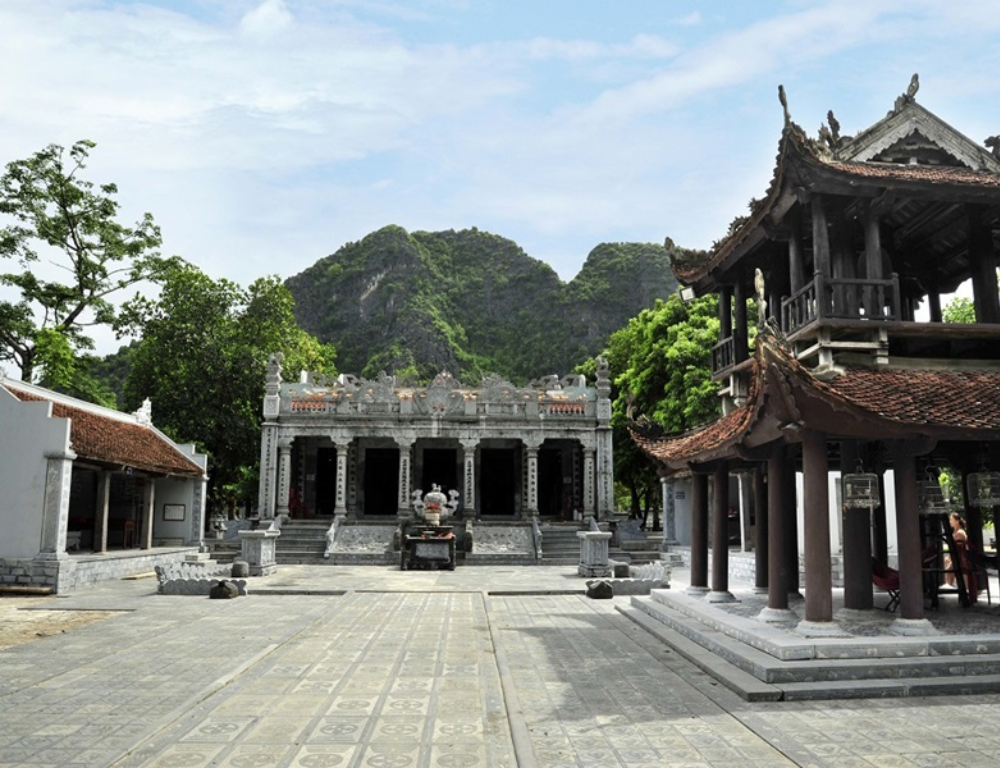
[1,566,1000,767]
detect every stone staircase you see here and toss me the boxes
[275,519,333,564]
[621,588,1000,701]
[617,531,664,565]
[539,524,583,565]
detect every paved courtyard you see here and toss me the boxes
[2,565,1000,767]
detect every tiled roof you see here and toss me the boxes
[815,366,1000,431]
[823,161,1000,188]
[631,405,755,464]
[7,387,204,477]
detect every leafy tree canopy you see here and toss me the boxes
[119,264,336,511]
[0,140,179,381]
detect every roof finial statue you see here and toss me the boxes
[985,136,1000,161]
[906,73,920,100]
[827,110,841,143]
[754,268,767,326]
[778,84,791,126]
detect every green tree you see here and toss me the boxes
[590,294,720,519]
[0,140,178,381]
[120,265,336,513]
[943,296,975,324]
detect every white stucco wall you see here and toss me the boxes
[0,391,72,558]
[154,478,195,544]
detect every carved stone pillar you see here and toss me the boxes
[257,424,279,519]
[460,439,478,518]
[582,447,596,521]
[396,439,413,519]
[39,450,76,556]
[140,479,155,550]
[334,441,350,519]
[191,475,207,551]
[93,471,111,554]
[525,443,540,517]
[276,438,293,518]
[596,428,614,520]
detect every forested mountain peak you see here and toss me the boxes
[285,225,678,383]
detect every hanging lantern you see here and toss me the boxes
[917,466,949,514]
[967,469,1000,508]
[842,460,880,510]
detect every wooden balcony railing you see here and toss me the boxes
[712,336,735,374]
[781,273,900,333]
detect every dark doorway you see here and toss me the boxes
[538,447,567,518]
[315,448,337,516]
[480,448,517,516]
[422,448,457,495]
[364,448,399,516]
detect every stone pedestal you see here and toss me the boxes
[239,527,280,576]
[577,531,612,577]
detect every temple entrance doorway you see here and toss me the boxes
[421,448,457,495]
[539,441,578,520]
[363,448,399,516]
[480,448,517,516]
[315,448,337,516]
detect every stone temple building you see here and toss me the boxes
[632,77,1000,636]
[256,354,614,563]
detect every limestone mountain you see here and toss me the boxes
[285,225,678,383]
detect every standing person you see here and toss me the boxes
[944,512,977,602]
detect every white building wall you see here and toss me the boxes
[0,392,71,558]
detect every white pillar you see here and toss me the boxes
[461,439,478,517]
[140,479,155,550]
[191,475,207,550]
[257,424,279,519]
[94,471,111,553]
[596,428,614,519]
[661,475,677,544]
[334,441,349,519]
[39,450,76,556]
[396,439,413,518]
[276,439,293,518]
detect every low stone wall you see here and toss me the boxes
[0,548,199,594]
[466,523,536,565]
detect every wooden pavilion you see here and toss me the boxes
[633,76,1000,633]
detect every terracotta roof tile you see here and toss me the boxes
[816,366,1000,431]
[824,161,1000,187]
[9,389,203,477]
[632,405,755,463]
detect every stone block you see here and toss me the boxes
[587,580,614,599]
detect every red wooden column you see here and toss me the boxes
[892,445,930,628]
[688,473,710,595]
[709,462,736,602]
[753,464,768,595]
[801,430,834,626]
[783,450,801,598]
[841,441,873,610]
[760,445,797,623]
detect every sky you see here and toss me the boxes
[2,0,1000,360]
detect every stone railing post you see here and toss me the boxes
[460,438,478,517]
[276,438,293,518]
[396,438,413,519]
[334,441,350,519]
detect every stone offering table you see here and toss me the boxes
[239,525,280,576]
[577,529,612,577]
[402,525,456,570]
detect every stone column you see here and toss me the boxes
[841,441,873,611]
[460,439,478,518]
[688,473,709,595]
[191,475,207,551]
[753,464,768,595]
[595,428,614,520]
[140,479,155,550]
[334,441,350,519]
[799,430,836,634]
[525,443,540,517]
[582,447,596,521]
[257,424,279,519]
[276,438,293,518]
[708,463,736,603]
[38,450,76,556]
[93,471,111,554]
[760,446,797,624]
[660,474,677,544]
[396,439,413,519]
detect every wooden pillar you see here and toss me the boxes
[783,450,801,596]
[789,208,806,294]
[863,203,883,280]
[841,441,873,610]
[733,280,748,365]
[719,285,733,341]
[968,204,1000,324]
[754,464,768,594]
[760,444,797,623]
[801,430,833,623]
[928,291,942,324]
[893,446,925,621]
[709,463,735,602]
[811,195,832,279]
[688,473,710,594]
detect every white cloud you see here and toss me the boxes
[239,0,294,37]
